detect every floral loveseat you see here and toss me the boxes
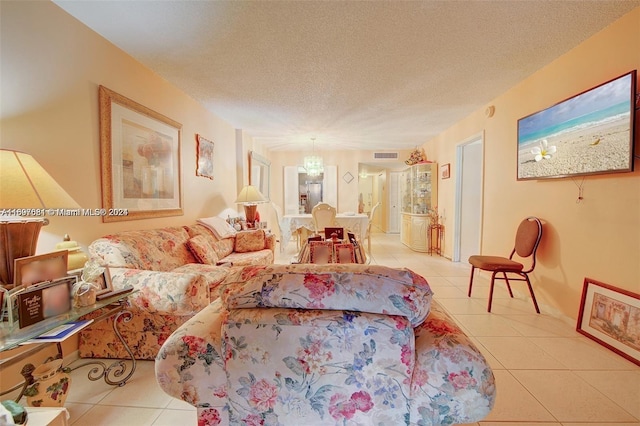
[79,219,275,360]
[155,264,496,425]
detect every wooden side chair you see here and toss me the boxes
[311,202,337,237]
[467,216,543,313]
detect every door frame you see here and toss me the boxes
[452,132,485,262]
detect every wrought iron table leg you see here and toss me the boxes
[68,309,137,386]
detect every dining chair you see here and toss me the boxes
[364,202,381,254]
[311,202,337,237]
[270,202,286,253]
[467,216,543,313]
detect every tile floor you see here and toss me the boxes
[40,232,640,425]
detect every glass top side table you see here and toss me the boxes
[0,290,137,402]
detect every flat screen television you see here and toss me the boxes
[517,71,636,180]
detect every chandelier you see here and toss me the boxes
[303,137,324,177]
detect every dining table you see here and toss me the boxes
[280,213,369,250]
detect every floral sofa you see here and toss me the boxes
[155,264,496,425]
[79,221,275,360]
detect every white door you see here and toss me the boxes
[453,136,483,263]
[388,172,401,233]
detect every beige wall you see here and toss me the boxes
[424,7,640,318]
[0,1,242,253]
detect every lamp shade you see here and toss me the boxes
[0,150,80,209]
[234,185,267,204]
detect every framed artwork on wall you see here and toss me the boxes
[196,134,214,180]
[440,163,450,179]
[99,85,183,222]
[577,277,640,366]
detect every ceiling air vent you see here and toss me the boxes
[373,152,399,159]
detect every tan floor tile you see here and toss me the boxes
[454,315,523,337]
[437,298,490,315]
[431,285,467,298]
[512,370,637,422]
[530,337,639,370]
[470,337,505,370]
[483,370,555,422]
[98,361,173,408]
[501,314,577,338]
[477,337,566,369]
[481,423,561,426]
[151,408,198,425]
[561,423,640,426]
[574,370,640,419]
[65,362,117,404]
[166,397,197,411]
[72,405,163,426]
[65,403,93,424]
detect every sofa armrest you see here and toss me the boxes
[155,299,226,414]
[264,232,276,254]
[410,301,496,424]
[109,267,210,315]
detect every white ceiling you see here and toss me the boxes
[55,1,639,152]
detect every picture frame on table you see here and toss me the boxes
[577,277,640,366]
[99,85,183,223]
[16,276,74,329]
[334,243,356,264]
[309,241,333,264]
[94,266,114,296]
[325,227,344,240]
[14,251,68,288]
[196,134,214,180]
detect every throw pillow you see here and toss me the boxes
[197,216,237,239]
[235,230,266,253]
[186,235,219,265]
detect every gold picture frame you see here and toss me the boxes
[196,134,214,180]
[99,85,183,222]
[14,250,69,288]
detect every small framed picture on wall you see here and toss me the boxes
[440,163,451,179]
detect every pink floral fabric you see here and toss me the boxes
[212,238,235,259]
[82,224,275,360]
[187,235,220,265]
[155,265,496,425]
[234,230,266,253]
[90,227,196,271]
[221,264,433,326]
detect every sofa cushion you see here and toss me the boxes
[186,235,219,265]
[234,229,265,253]
[221,264,433,326]
[197,216,236,239]
[212,238,234,259]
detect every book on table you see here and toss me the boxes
[20,319,94,344]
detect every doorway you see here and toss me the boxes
[453,134,484,263]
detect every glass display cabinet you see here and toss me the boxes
[400,163,438,252]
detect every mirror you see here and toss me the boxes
[249,151,270,201]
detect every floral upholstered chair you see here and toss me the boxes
[155,264,496,425]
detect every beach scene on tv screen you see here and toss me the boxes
[518,73,633,179]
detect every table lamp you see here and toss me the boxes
[234,185,266,226]
[0,149,80,287]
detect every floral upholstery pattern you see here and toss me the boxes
[188,236,220,265]
[155,265,496,425]
[234,230,266,253]
[81,223,275,360]
[220,264,433,326]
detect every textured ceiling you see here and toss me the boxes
[55,1,639,152]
